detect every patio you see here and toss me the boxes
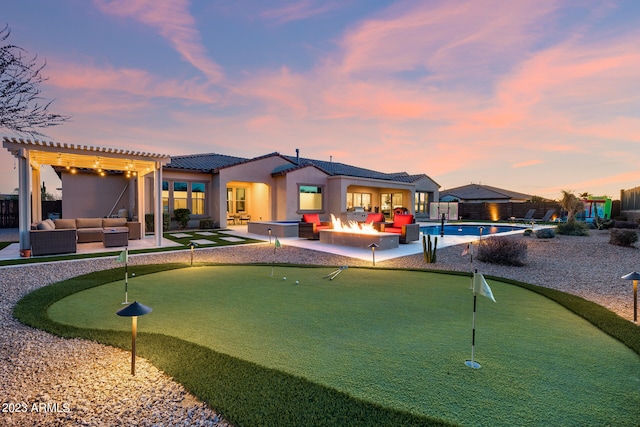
[0,232,181,261]
[0,223,534,263]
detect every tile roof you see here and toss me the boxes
[164,153,249,172]
[281,155,432,183]
[166,152,436,184]
[440,184,533,201]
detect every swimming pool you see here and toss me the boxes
[420,224,526,236]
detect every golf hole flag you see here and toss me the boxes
[465,270,496,369]
[117,248,129,263]
[473,272,496,303]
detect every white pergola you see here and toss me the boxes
[2,137,171,253]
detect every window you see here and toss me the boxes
[173,182,188,210]
[299,185,323,211]
[346,192,372,211]
[415,191,429,214]
[162,181,169,214]
[235,188,246,212]
[381,193,403,217]
[162,180,207,216]
[191,182,205,215]
[227,188,233,213]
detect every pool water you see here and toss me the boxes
[420,224,525,236]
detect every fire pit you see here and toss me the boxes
[318,215,399,250]
[319,229,399,250]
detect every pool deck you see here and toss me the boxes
[230,222,532,262]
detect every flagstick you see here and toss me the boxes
[465,269,481,369]
[270,239,278,276]
[122,247,129,304]
[270,250,274,276]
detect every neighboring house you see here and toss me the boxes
[57,150,440,228]
[439,183,534,203]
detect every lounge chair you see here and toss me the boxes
[363,212,386,225]
[298,213,332,240]
[517,209,536,223]
[537,209,555,222]
[378,214,420,244]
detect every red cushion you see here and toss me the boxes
[302,213,321,224]
[384,227,402,234]
[365,213,385,224]
[393,214,413,227]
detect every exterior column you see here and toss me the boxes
[18,149,31,251]
[154,162,163,246]
[135,175,144,228]
[31,165,42,222]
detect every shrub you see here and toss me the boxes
[612,220,638,229]
[174,208,191,229]
[199,219,215,229]
[594,216,613,230]
[609,229,638,247]
[535,228,555,239]
[145,213,170,232]
[556,220,589,236]
[477,238,527,266]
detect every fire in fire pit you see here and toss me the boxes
[330,214,378,234]
[320,214,399,250]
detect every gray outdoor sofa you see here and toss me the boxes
[30,217,142,256]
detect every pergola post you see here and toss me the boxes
[17,149,31,251]
[136,176,145,225]
[31,164,42,223]
[154,162,163,247]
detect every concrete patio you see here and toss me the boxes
[0,223,530,263]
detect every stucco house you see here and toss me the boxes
[61,150,440,228]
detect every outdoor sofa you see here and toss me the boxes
[30,217,142,256]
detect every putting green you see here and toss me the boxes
[48,266,640,427]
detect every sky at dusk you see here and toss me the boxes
[2,0,640,200]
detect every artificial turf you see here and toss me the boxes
[39,265,640,427]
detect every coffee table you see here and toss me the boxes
[102,229,129,247]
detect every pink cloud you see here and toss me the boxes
[538,170,640,199]
[259,1,346,25]
[233,66,311,115]
[511,159,544,168]
[93,0,224,82]
[338,0,560,76]
[47,62,217,104]
[480,31,640,129]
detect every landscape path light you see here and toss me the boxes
[116,301,153,375]
[620,272,640,322]
[188,241,197,266]
[368,243,379,266]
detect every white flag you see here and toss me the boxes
[473,273,496,302]
[116,249,128,263]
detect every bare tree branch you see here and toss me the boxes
[0,24,70,137]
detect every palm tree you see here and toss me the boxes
[559,190,584,222]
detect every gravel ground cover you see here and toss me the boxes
[0,228,637,426]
